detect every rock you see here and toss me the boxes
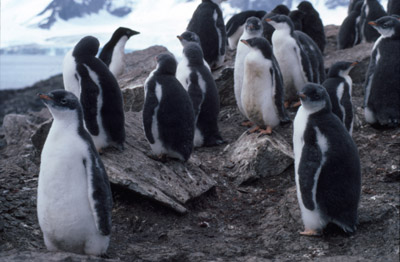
[0,251,118,262]
[215,67,235,107]
[31,119,52,155]
[224,126,294,185]
[121,85,144,112]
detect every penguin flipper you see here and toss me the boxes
[363,48,378,107]
[77,64,100,136]
[143,79,158,144]
[84,154,113,236]
[298,128,323,211]
[188,72,203,119]
[272,58,290,124]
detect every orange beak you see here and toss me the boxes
[38,94,52,100]
[368,21,377,26]
[351,61,358,67]
[265,18,272,22]
[298,93,306,99]
[177,35,183,41]
[240,39,249,46]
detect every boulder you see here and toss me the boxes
[224,126,294,185]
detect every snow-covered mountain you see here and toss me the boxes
[0,0,389,58]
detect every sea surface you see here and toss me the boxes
[0,55,64,90]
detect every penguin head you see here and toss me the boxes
[38,90,82,120]
[327,61,358,78]
[298,84,332,113]
[245,17,263,35]
[114,27,140,39]
[240,37,273,60]
[265,15,294,32]
[177,31,201,47]
[73,36,99,58]
[368,16,400,38]
[155,53,177,75]
[297,1,317,14]
[183,42,204,66]
[352,1,363,14]
[271,4,290,16]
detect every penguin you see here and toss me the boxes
[37,90,112,255]
[234,17,263,118]
[225,10,266,50]
[266,15,325,107]
[63,36,125,151]
[358,0,387,43]
[143,53,195,161]
[322,61,358,135]
[176,42,224,147]
[338,1,363,49]
[293,83,361,236]
[187,0,227,70]
[240,37,290,134]
[348,0,363,14]
[289,10,305,31]
[176,31,210,72]
[297,1,326,53]
[388,0,400,16]
[364,16,400,127]
[262,4,291,44]
[99,27,140,78]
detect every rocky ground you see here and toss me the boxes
[0,26,399,262]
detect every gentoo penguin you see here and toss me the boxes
[262,4,291,44]
[293,83,361,236]
[187,0,227,70]
[322,61,358,135]
[143,53,195,161]
[63,36,125,151]
[297,1,326,53]
[176,42,224,147]
[99,27,139,78]
[338,1,363,49]
[37,90,112,255]
[359,0,387,43]
[266,15,325,106]
[234,17,263,117]
[289,10,305,31]
[388,0,400,16]
[364,16,400,127]
[176,31,210,71]
[225,10,266,50]
[348,0,363,14]
[240,37,289,134]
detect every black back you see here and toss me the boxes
[99,27,139,66]
[297,1,326,53]
[388,0,400,16]
[360,0,387,42]
[289,10,305,31]
[226,10,266,37]
[338,1,363,49]
[297,84,360,231]
[187,0,226,68]
[73,36,125,146]
[143,54,195,160]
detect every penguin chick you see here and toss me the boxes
[262,4,291,44]
[358,0,387,43]
[338,1,363,49]
[293,84,361,236]
[240,37,289,135]
[364,16,400,127]
[99,27,140,78]
[37,90,112,256]
[322,61,358,135]
[143,53,195,161]
[176,42,224,147]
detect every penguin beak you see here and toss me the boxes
[265,18,272,22]
[177,35,183,41]
[240,39,249,46]
[297,92,306,99]
[351,61,358,67]
[248,25,254,30]
[368,21,377,26]
[131,30,140,36]
[38,93,53,101]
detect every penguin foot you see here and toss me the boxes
[259,126,272,135]
[300,229,322,236]
[148,154,168,163]
[248,126,260,134]
[241,121,254,127]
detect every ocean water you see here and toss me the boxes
[0,55,64,90]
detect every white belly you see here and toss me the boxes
[176,56,191,90]
[109,36,128,77]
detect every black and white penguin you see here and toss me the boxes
[364,16,400,127]
[187,0,227,69]
[262,4,291,44]
[359,0,387,43]
[289,10,305,31]
[388,0,400,16]
[234,17,263,117]
[37,90,112,255]
[225,10,266,50]
[176,31,210,71]
[322,61,358,135]
[266,15,325,106]
[99,27,139,78]
[338,1,363,49]
[297,1,326,53]
[348,0,363,14]
[63,36,125,151]
[240,37,289,134]
[143,53,195,161]
[176,42,224,147]
[293,83,361,236]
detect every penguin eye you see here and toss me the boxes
[60,99,67,104]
